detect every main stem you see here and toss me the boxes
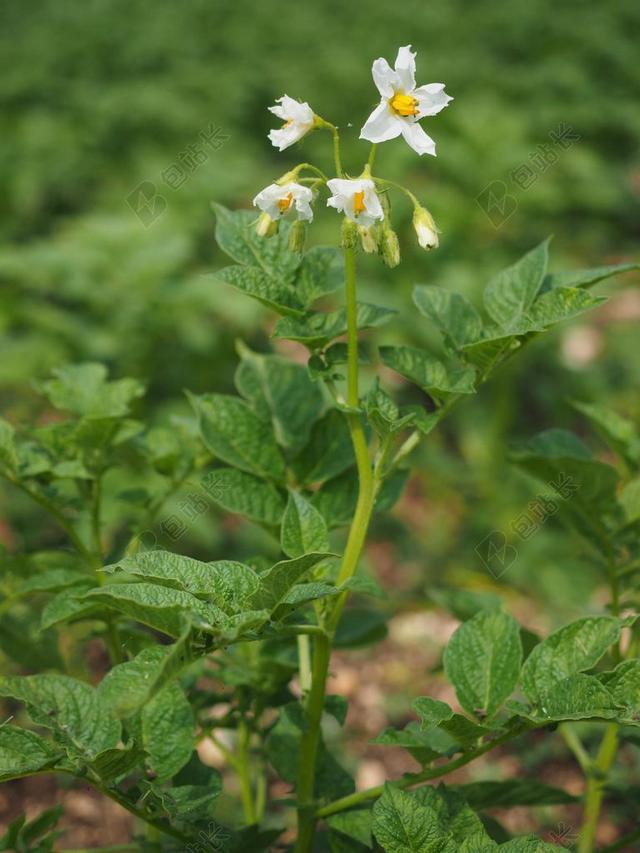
[578,722,619,853]
[295,245,375,853]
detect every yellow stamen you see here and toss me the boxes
[390,92,419,117]
[282,118,294,128]
[353,191,366,216]
[277,192,294,214]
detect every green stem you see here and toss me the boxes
[294,245,375,853]
[237,718,256,824]
[560,723,591,774]
[298,634,312,694]
[578,722,619,853]
[367,143,378,171]
[317,722,532,818]
[6,476,95,567]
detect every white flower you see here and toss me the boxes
[268,95,315,151]
[253,182,314,222]
[413,206,439,250]
[326,178,384,227]
[360,45,452,156]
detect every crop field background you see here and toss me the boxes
[1,0,639,847]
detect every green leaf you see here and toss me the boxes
[483,239,550,331]
[281,491,330,558]
[39,363,144,419]
[105,551,259,613]
[544,262,640,291]
[379,346,476,397]
[40,585,101,630]
[455,779,576,809]
[295,246,344,305]
[500,837,565,853]
[15,568,90,596]
[0,727,62,782]
[273,303,397,348]
[0,417,17,473]
[510,428,619,551]
[372,785,454,853]
[142,780,223,822]
[311,468,359,528]
[0,675,120,759]
[412,697,455,728]
[201,467,286,525]
[524,287,606,329]
[413,286,483,350]
[572,400,640,468]
[618,477,640,524]
[89,741,144,782]
[292,409,355,485]
[249,552,334,612]
[524,674,619,721]
[212,205,300,282]
[600,660,640,714]
[189,392,285,481]
[97,645,182,717]
[142,682,194,782]
[84,582,226,638]
[235,343,325,452]
[327,809,372,848]
[521,616,621,704]
[214,264,304,316]
[443,610,523,719]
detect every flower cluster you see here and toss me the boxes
[252,46,451,261]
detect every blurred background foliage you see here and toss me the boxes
[1,0,639,632]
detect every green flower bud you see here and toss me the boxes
[358,225,378,254]
[341,218,358,249]
[381,229,401,267]
[288,219,307,254]
[256,211,278,237]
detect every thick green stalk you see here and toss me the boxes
[317,721,532,818]
[294,245,375,852]
[578,722,619,853]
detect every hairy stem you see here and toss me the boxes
[578,722,619,853]
[294,245,375,852]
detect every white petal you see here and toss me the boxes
[371,57,399,98]
[291,184,314,222]
[400,121,437,156]
[414,83,453,117]
[360,102,402,143]
[268,124,304,151]
[394,45,416,92]
[363,185,385,221]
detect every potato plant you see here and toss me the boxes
[1,46,639,853]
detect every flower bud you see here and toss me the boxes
[358,225,378,254]
[288,219,307,254]
[256,211,278,238]
[381,229,401,267]
[341,218,358,249]
[412,206,439,250]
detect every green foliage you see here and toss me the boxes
[0,126,638,851]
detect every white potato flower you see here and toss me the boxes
[326,178,384,227]
[268,95,315,151]
[360,45,452,156]
[253,181,314,222]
